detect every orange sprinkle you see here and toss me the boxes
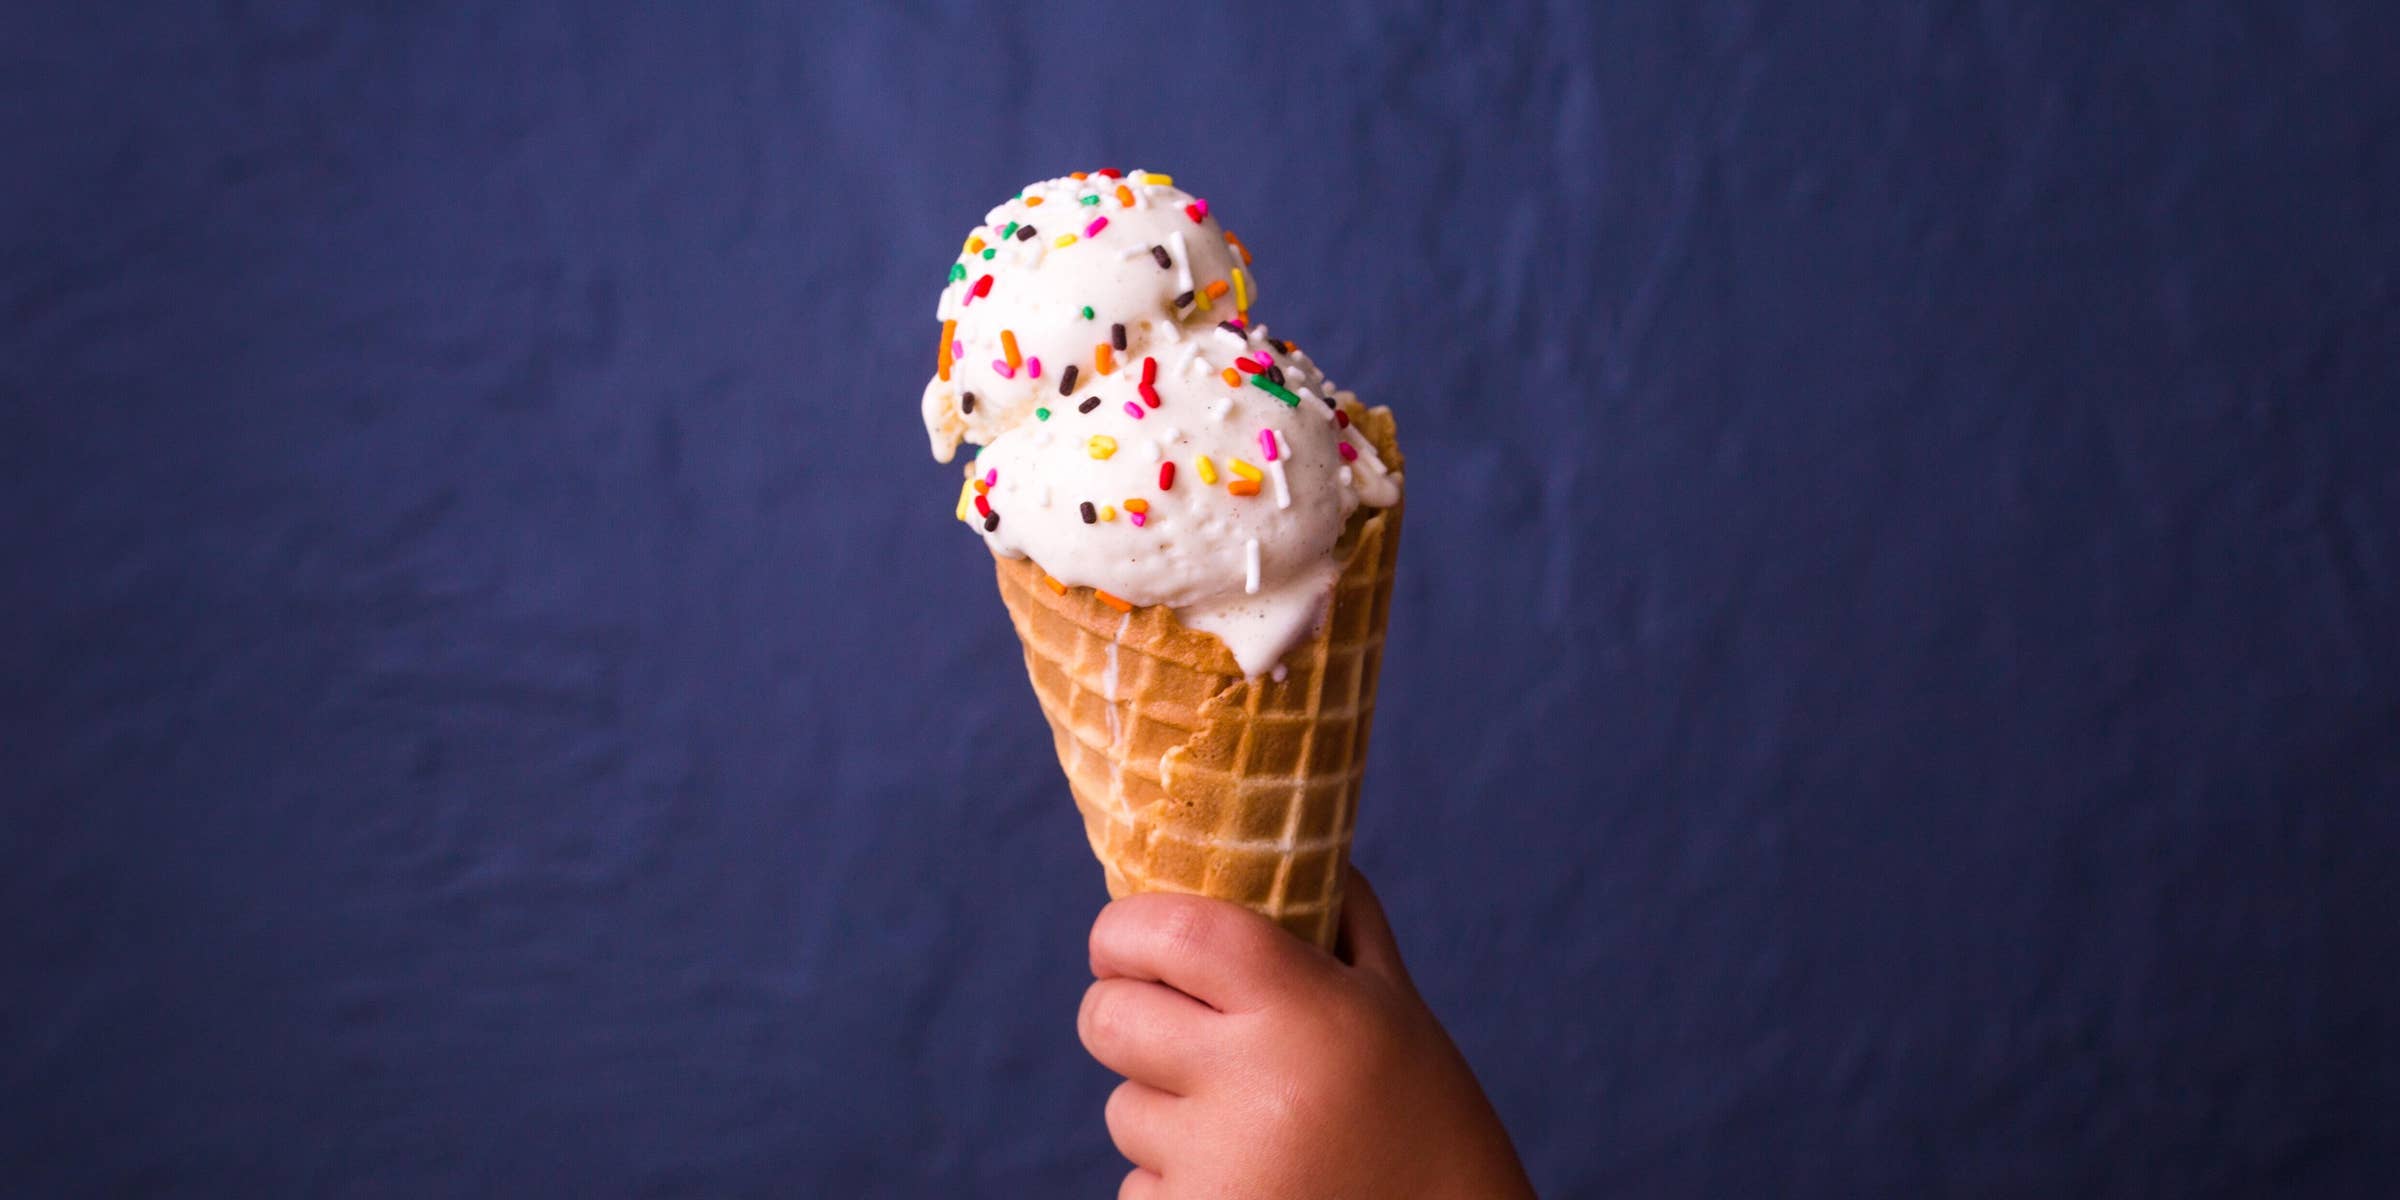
[1221,367,1241,387]
[1225,232,1253,266]
[1094,590,1134,613]
[1096,343,1117,375]
[1071,171,1089,180]
[1227,479,1262,497]
[967,237,985,254]
[973,478,989,494]
[1124,498,1150,514]
[937,319,956,381]
[1001,329,1022,370]
[1204,279,1229,300]
[1115,184,1134,207]
[1042,574,1067,595]
[1025,196,1044,207]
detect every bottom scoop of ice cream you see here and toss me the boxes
[960,334,1398,677]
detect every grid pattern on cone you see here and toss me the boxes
[991,407,1403,949]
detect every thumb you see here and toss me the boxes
[1334,864,1413,987]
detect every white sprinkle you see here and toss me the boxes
[1140,438,1161,463]
[1298,386,1326,412]
[1271,663,1288,683]
[1172,340,1202,377]
[1213,325,1248,349]
[1117,243,1150,261]
[1243,538,1261,595]
[1338,465,1354,486]
[1207,396,1231,421]
[1267,459,1292,509]
[1170,231,1194,293]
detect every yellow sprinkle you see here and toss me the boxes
[1141,173,1174,185]
[1196,456,1219,485]
[1124,498,1149,514]
[966,236,985,254]
[1088,436,1117,459]
[1230,458,1263,482]
[1099,505,1116,522]
[1232,268,1249,312]
[954,478,977,522]
[1054,234,1078,248]
[1194,286,1212,312]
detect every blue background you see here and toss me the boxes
[6,2,2397,1196]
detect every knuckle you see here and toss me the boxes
[1076,983,1112,1048]
[1079,982,1136,1051]
[1153,896,1223,961]
[1103,1079,1141,1136]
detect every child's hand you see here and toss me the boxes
[1079,867,1535,1199]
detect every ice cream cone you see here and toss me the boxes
[992,408,1403,948]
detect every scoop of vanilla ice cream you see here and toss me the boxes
[922,171,1252,461]
[965,323,1395,674]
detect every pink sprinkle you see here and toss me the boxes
[1259,429,1279,462]
[1194,198,1209,217]
[1129,512,1147,528]
[1123,400,1146,420]
[1227,317,1247,331]
[1338,442,1358,462]
[950,339,964,360]
[991,359,1015,379]
[1026,356,1042,378]
[1084,216,1109,238]
[983,468,997,487]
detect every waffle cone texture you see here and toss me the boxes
[992,407,1402,949]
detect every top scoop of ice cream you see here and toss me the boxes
[925,169,1400,677]
[922,171,1252,460]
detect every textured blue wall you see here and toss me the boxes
[5,2,2397,1196]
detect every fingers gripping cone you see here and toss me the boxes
[991,408,1403,949]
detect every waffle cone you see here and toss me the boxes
[992,407,1402,949]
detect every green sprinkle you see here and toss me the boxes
[1081,306,1095,319]
[948,264,966,282]
[1036,407,1051,421]
[1003,221,1018,239]
[982,248,996,260]
[1249,375,1302,407]
[1080,194,1102,205]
